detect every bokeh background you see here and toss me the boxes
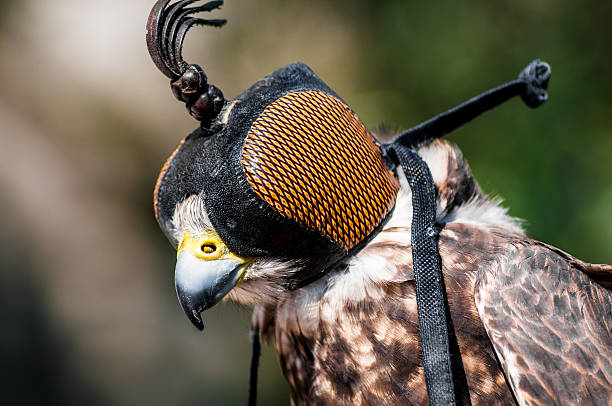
[1,0,610,405]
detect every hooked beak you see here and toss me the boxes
[175,231,249,330]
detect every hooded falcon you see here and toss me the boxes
[147,1,612,405]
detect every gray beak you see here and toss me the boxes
[175,251,246,330]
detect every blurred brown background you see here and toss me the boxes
[1,1,610,405]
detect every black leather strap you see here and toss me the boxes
[247,327,261,406]
[390,59,550,149]
[379,60,550,405]
[388,144,461,405]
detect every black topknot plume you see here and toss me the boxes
[146,0,227,126]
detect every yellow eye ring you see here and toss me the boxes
[178,230,250,265]
[178,231,224,260]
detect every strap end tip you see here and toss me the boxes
[519,59,551,108]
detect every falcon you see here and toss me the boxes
[146,1,612,404]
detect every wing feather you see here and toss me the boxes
[475,242,612,405]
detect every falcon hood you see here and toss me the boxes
[153,62,400,270]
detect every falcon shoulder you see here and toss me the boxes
[475,239,612,405]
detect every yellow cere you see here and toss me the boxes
[178,230,249,264]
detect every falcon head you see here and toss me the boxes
[153,62,401,330]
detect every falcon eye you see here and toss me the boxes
[201,243,217,254]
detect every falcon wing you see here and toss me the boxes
[474,241,612,405]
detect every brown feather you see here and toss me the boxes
[475,241,612,406]
[272,222,522,405]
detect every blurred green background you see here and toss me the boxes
[0,1,610,405]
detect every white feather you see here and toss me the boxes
[170,193,212,242]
